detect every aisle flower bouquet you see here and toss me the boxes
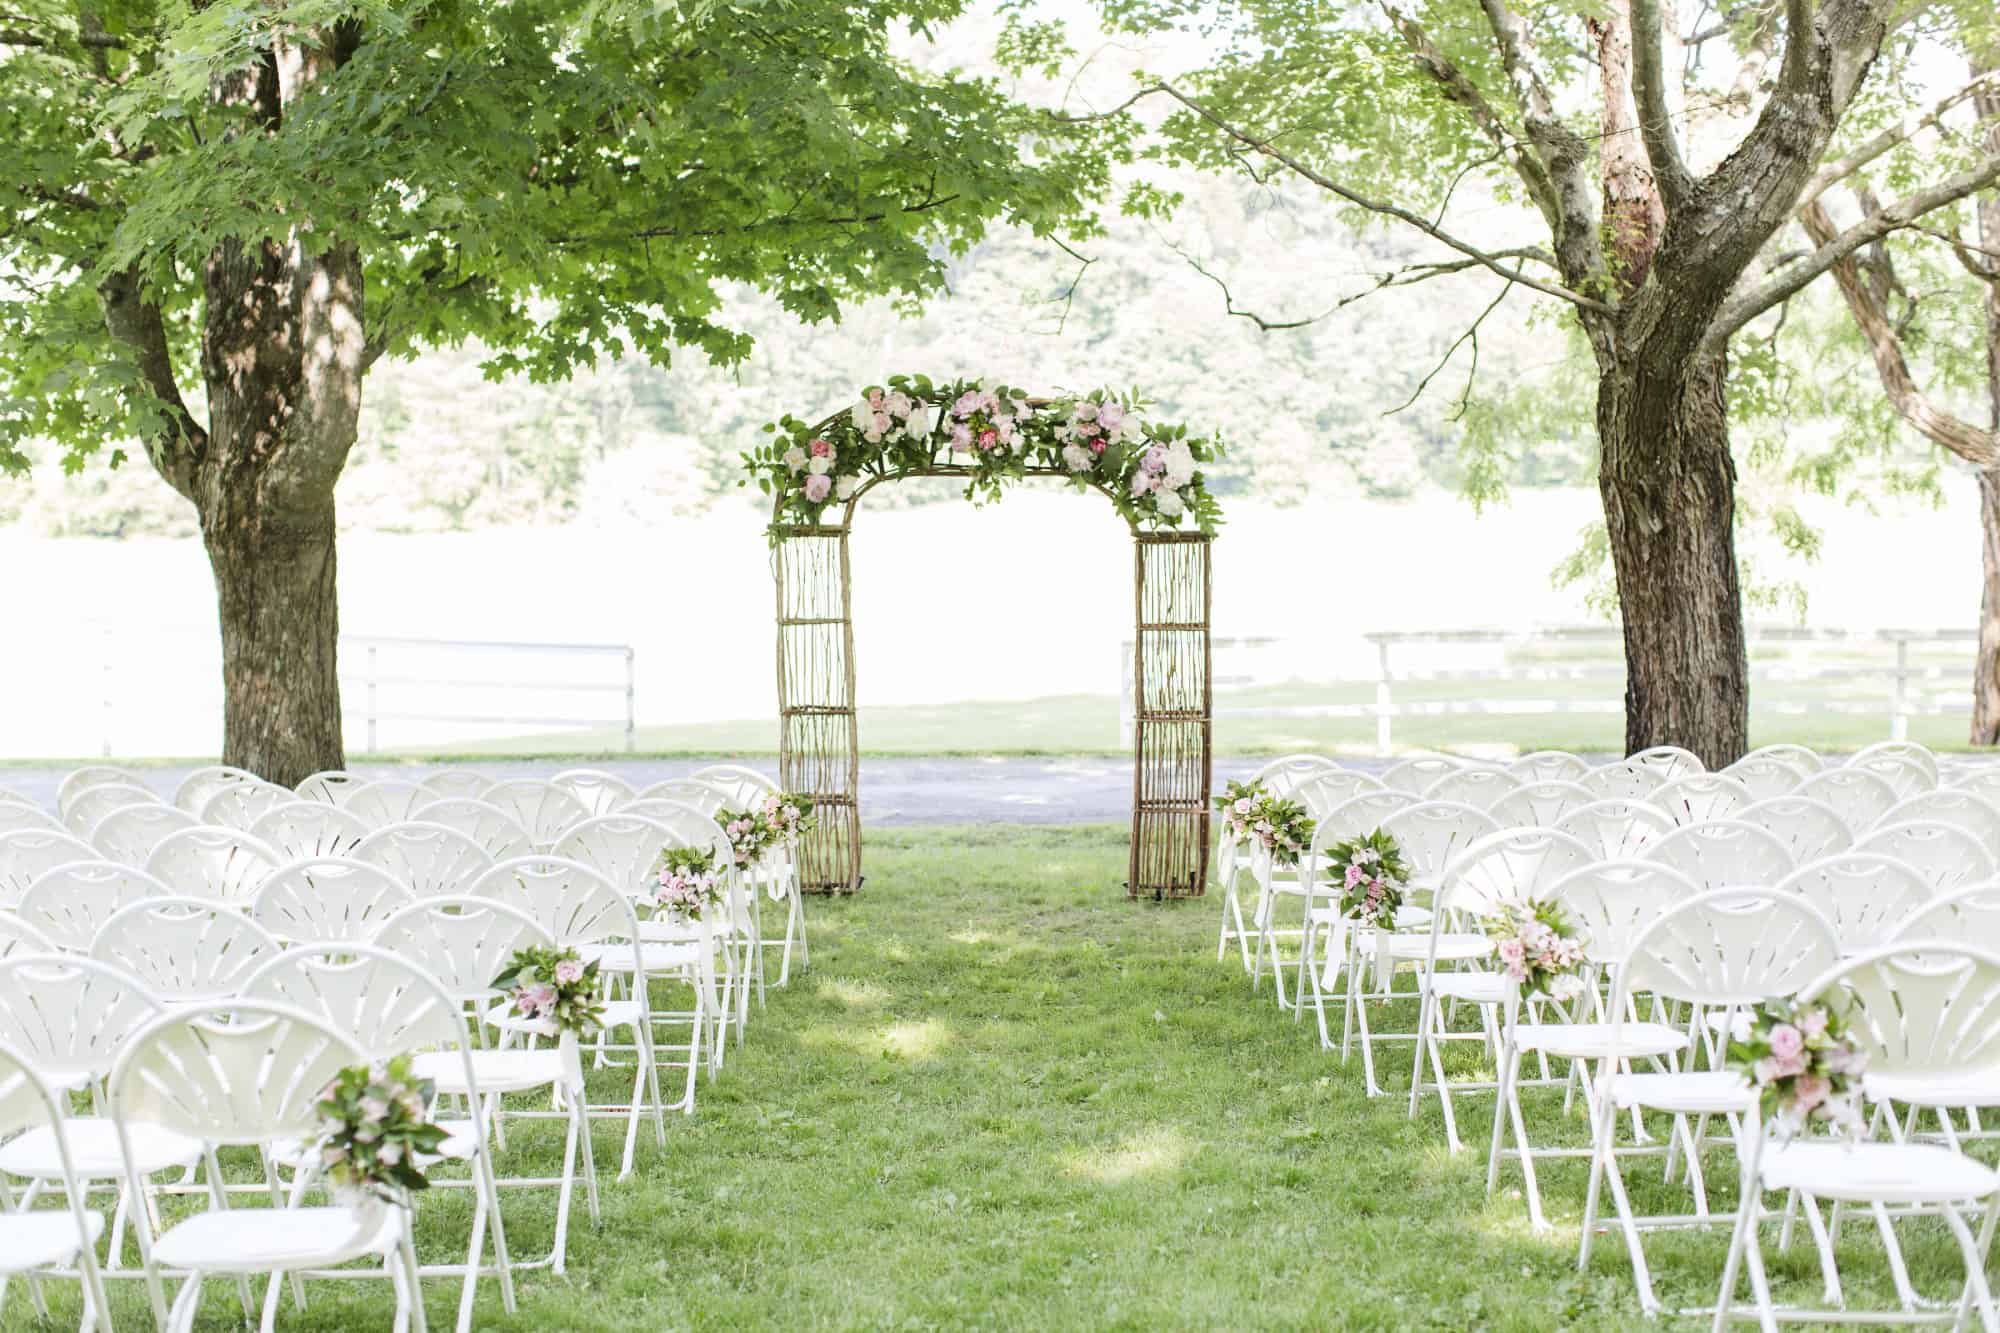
[653,846,726,921]
[315,1055,447,1201]
[720,793,819,870]
[491,945,605,1038]
[1726,998,1868,1138]
[1213,780,1315,867]
[1328,829,1409,930]
[1483,898,1589,1001]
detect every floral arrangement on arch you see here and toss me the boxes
[1213,780,1315,868]
[741,376,1225,538]
[491,945,605,1038]
[1483,898,1588,1002]
[1328,829,1409,930]
[315,1055,448,1202]
[1726,998,1867,1138]
[720,792,819,872]
[653,845,726,921]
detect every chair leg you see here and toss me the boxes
[399,1209,429,1333]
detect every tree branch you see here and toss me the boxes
[96,268,206,499]
[1797,70,2000,210]
[1629,0,1695,211]
[1706,150,2000,351]
[1385,276,1516,417]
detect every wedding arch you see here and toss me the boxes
[742,376,1226,899]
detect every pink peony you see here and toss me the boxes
[1797,1008,1828,1040]
[804,473,832,502]
[554,958,584,985]
[1768,1024,1804,1062]
[1345,863,1364,887]
[1789,1073,1831,1113]
[809,438,834,457]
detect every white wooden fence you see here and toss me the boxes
[1119,626,1978,752]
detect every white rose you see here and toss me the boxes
[835,474,862,501]
[807,455,831,476]
[850,401,872,431]
[782,446,807,473]
[1061,444,1093,473]
[1164,441,1197,489]
[1156,489,1186,518]
[905,404,935,438]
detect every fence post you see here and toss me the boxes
[365,643,379,755]
[1891,634,1910,742]
[1373,636,1394,756]
[624,646,637,753]
[1118,640,1135,749]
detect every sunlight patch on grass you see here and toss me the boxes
[1061,1125,1196,1184]
[881,1019,949,1060]
[817,976,891,1009]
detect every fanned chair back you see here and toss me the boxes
[1554,799,1674,861]
[88,802,197,866]
[1776,852,1936,953]
[1506,751,1590,783]
[197,780,291,830]
[1317,790,1419,843]
[353,821,495,899]
[1735,795,1853,866]
[1379,801,1501,887]
[0,828,99,908]
[0,954,162,1089]
[1720,754,1810,801]
[1852,819,1994,893]
[1629,745,1704,780]
[1420,766,1521,810]
[251,800,370,862]
[62,781,159,839]
[142,826,281,906]
[372,896,552,1008]
[1380,755,1462,796]
[172,765,261,814]
[1545,860,1701,969]
[1894,881,2000,952]
[1488,780,1595,829]
[418,770,496,801]
[294,770,362,804]
[55,766,149,818]
[1877,789,2000,855]
[1288,770,1387,820]
[551,769,637,818]
[91,897,283,1004]
[339,780,433,829]
[1579,761,1670,801]
[1642,819,1795,891]
[16,860,169,952]
[1651,773,1753,829]
[483,780,591,849]
[1795,766,1900,832]
[688,764,779,809]
[411,798,536,861]
[253,857,416,944]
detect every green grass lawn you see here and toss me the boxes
[38,826,1986,1330]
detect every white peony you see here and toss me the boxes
[782,446,807,473]
[836,474,862,501]
[850,401,872,432]
[1155,489,1186,519]
[807,455,831,476]
[1163,441,1197,488]
[1061,444,1093,473]
[906,404,935,438]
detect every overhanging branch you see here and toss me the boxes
[1798,70,2000,209]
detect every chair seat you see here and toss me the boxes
[413,1048,565,1095]
[0,1118,202,1180]
[484,997,645,1035]
[582,941,708,973]
[1606,1069,1756,1114]
[1428,971,1509,1004]
[1514,1021,1688,1060]
[1382,932,1491,962]
[0,1209,103,1274]
[1759,1140,2000,1204]
[152,1203,400,1272]
[1865,1068,2000,1110]
[1306,904,1434,930]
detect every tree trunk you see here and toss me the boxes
[1597,348,1750,767]
[1974,470,2000,745]
[204,501,345,785]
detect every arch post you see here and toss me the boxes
[1128,531,1214,899]
[773,522,861,893]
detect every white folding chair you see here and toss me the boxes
[1289,770,1388,818]
[1795,766,1900,832]
[142,826,282,907]
[1580,760,1672,801]
[1721,754,1810,802]
[1420,767,1522,810]
[1711,944,2000,1330]
[625,789,726,820]
[1488,780,1595,829]
[197,780,292,830]
[1883,885,2000,1147]
[109,1001,426,1333]
[548,770,636,818]
[373,897,600,1278]
[1735,795,1853,865]
[247,944,516,1333]
[1847,749,1937,802]
[1578,889,1840,1314]
[87,802,198,867]
[0,1037,113,1332]
[686,764,779,809]
[0,912,53,957]
[1554,798,1674,860]
[417,770,496,801]
[1507,751,1590,783]
[1652,773,1754,828]
[1851,739,1941,784]
[171,765,261,815]
[0,803,61,836]
[339,780,434,829]
[1740,743,1823,774]
[62,781,160,839]
[55,767,150,820]
[1630,745,1704,779]
[1263,790,1419,1005]
[16,860,170,952]
[1853,819,1994,893]
[1776,853,1935,954]
[481,781,590,850]
[1946,765,2000,803]
[353,822,495,899]
[1877,789,2000,854]
[91,897,283,1004]
[294,770,362,804]
[0,829,98,909]
[411,799,535,862]
[1643,820,1795,890]
[251,800,371,862]
[252,858,416,944]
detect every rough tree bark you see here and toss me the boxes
[1974,69,2000,743]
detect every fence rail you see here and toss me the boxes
[341,635,636,754]
[1119,625,1977,752]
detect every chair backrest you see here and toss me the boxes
[88,801,199,865]
[1487,780,1595,829]
[1851,819,1995,892]
[1946,766,2000,804]
[1802,943,2000,1078]
[196,780,293,830]
[1894,881,2000,952]
[1847,748,1936,801]
[1245,754,1340,798]
[1618,887,1842,1008]
[253,857,417,944]
[338,779,433,829]
[0,786,33,807]
[0,910,53,957]
[1775,852,1936,953]
[1734,795,1854,866]
[1420,767,1523,810]
[1435,828,1594,918]
[582,800,733,872]
[62,780,161,838]
[1379,755,1463,795]
[1316,790,1420,843]
[91,896,284,1003]
[482,779,592,847]
[1546,860,1701,966]
[0,828,99,908]
[0,954,161,1085]
[630,781,731,817]
[1718,754,1810,802]
[0,802,61,836]
[294,769,362,804]
[16,860,170,952]
[142,826,282,906]
[1506,751,1590,783]
[552,812,678,887]
[1287,770,1387,820]
[409,798,535,861]
[1378,801,1502,882]
[109,1001,365,1147]
[1553,798,1675,861]
[418,769,495,801]
[470,856,643,949]
[688,764,779,809]
[1628,745,1704,779]
[1642,818,1795,889]
[55,766,150,818]
[173,764,262,814]
[1651,773,1753,828]
[1577,761,1670,801]
[550,768,637,818]
[1850,739,1940,783]
[250,800,371,862]
[352,821,494,898]
[247,943,469,1063]
[1740,742,1823,774]
[372,895,553,1006]
[1876,789,2000,852]
[1794,766,1900,832]
[0,1034,86,1166]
